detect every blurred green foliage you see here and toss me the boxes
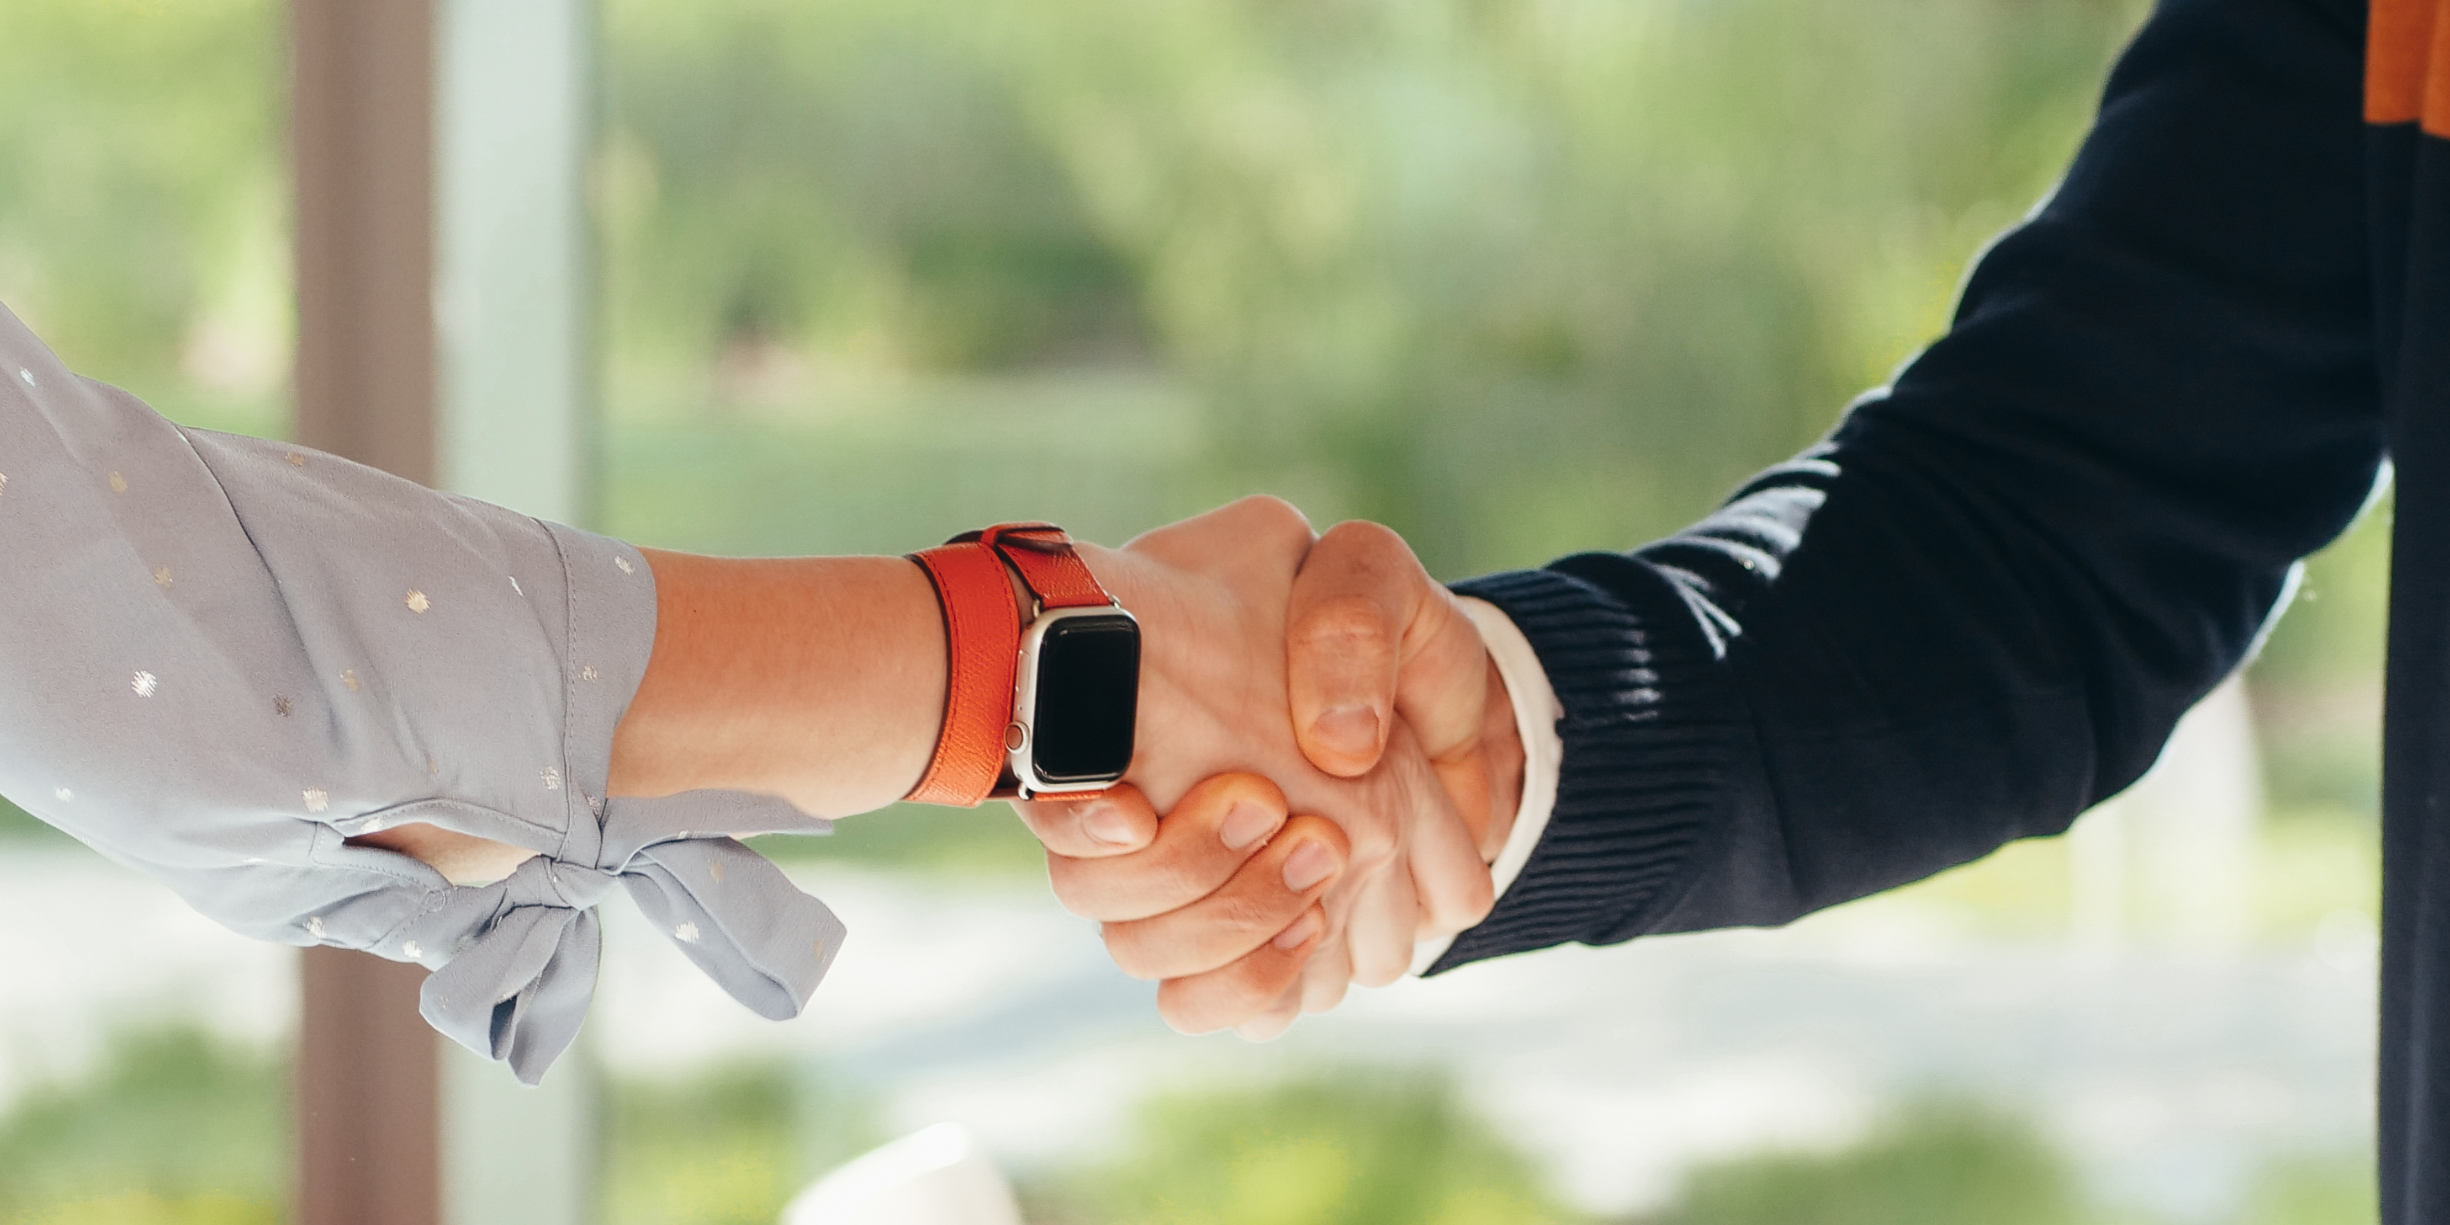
[1635,1099,2081,1225]
[597,0,2154,575]
[2250,497,2393,821]
[0,1029,285,1225]
[1630,1104,2379,1225]
[1023,1072,1575,1225]
[0,0,287,401]
[601,1064,806,1225]
[2243,1151,2380,1225]
[0,797,72,847]
[0,0,2376,846]
[0,1,2397,1223]
[599,1059,897,1225]
[750,801,1045,874]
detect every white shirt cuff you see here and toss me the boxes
[1411,595,1564,975]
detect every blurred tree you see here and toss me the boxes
[599,0,2153,573]
[1026,1071,1576,1225]
[0,3,2393,1221]
[602,1063,802,1225]
[2247,495,2392,821]
[0,0,286,405]
[2242,1150,2379,1225]
[599,0,1149,391]
[1637,1098,2081,1225]
[0,1028,285,1224]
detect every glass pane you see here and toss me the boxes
[0,1,2386,1223]
[591,1,2378,1223]
[0,3,295,1221]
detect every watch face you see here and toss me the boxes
[1029,613,1140,783]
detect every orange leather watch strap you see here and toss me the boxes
[976,523,1111,609]
[904,542,1022,807]
[910,523,1123,806]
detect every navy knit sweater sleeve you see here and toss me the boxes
[1433,0,2383,970]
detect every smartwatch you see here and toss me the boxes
[905,523,1140,805]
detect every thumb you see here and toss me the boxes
[1286,521,1489,781]
[1284,521,1414,776]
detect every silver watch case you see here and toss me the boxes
[1006,602,1140,799]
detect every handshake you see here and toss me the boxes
[367,494,1529,1047]
[1007,497,1526,1039]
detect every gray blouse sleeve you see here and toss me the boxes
[0,303,845,1084]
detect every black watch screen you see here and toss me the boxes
[1029,613,1141,782]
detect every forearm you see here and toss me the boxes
[1438,0,2380,965]
[368,552,946,880]
[608,550,947,817]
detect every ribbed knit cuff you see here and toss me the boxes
[1426,560,1747,973]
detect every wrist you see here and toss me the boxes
[1477,653,1525,863]
[905,525,1140,805]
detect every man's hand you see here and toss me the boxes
[1286,522,1525,863]
[1016,497,1498,1036]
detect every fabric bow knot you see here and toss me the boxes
[400,790,845,1084]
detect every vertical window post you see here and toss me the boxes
[435,0,599,1218]
[290,3,443,1224]
[291,2,595,1222]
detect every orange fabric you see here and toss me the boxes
[2371,0,2450,134]
[980,523,1113,610]
[977,523,1116,801]
[905,542,1022,807]
[907,523,1123,804]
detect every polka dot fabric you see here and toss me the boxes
[0,301,844,1084]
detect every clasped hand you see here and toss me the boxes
[1014,497,1525,1039]
[357,496,1521,1039]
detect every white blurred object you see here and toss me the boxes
[2071,674,2264,958]
[2068,800,2130,961]
[781,1123,1025,1225]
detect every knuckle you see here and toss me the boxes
[1100,928,1164,981]
[1320,519,1406,563]
[1301,972,1352,1012]
[1230,494,1309,532]
[1213,890,1285,935]
[1147,861,1223,912]
[1344,822,1397,866]
[1156,998,1210,1036]
[1044,857,1139,919]
[1159,979,1248,1036]
[1282,815,1358,859]
[1224,495,1315,554]
[1293,595,1395,651]
[1205,771,1288,815]
[1049,885,1104,922]
[1353,958,1404,989]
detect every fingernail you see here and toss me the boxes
[1272,910,1324,950]
[1081,801,1139,848]
[1312,705,1381,758]
[1219,802,1277,851]
[1281,841,1335,892]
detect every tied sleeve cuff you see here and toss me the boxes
[288,521,848,1087]
[406,790,844,1085]
[0,309,852,1088]
[1424,563,1748,974]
